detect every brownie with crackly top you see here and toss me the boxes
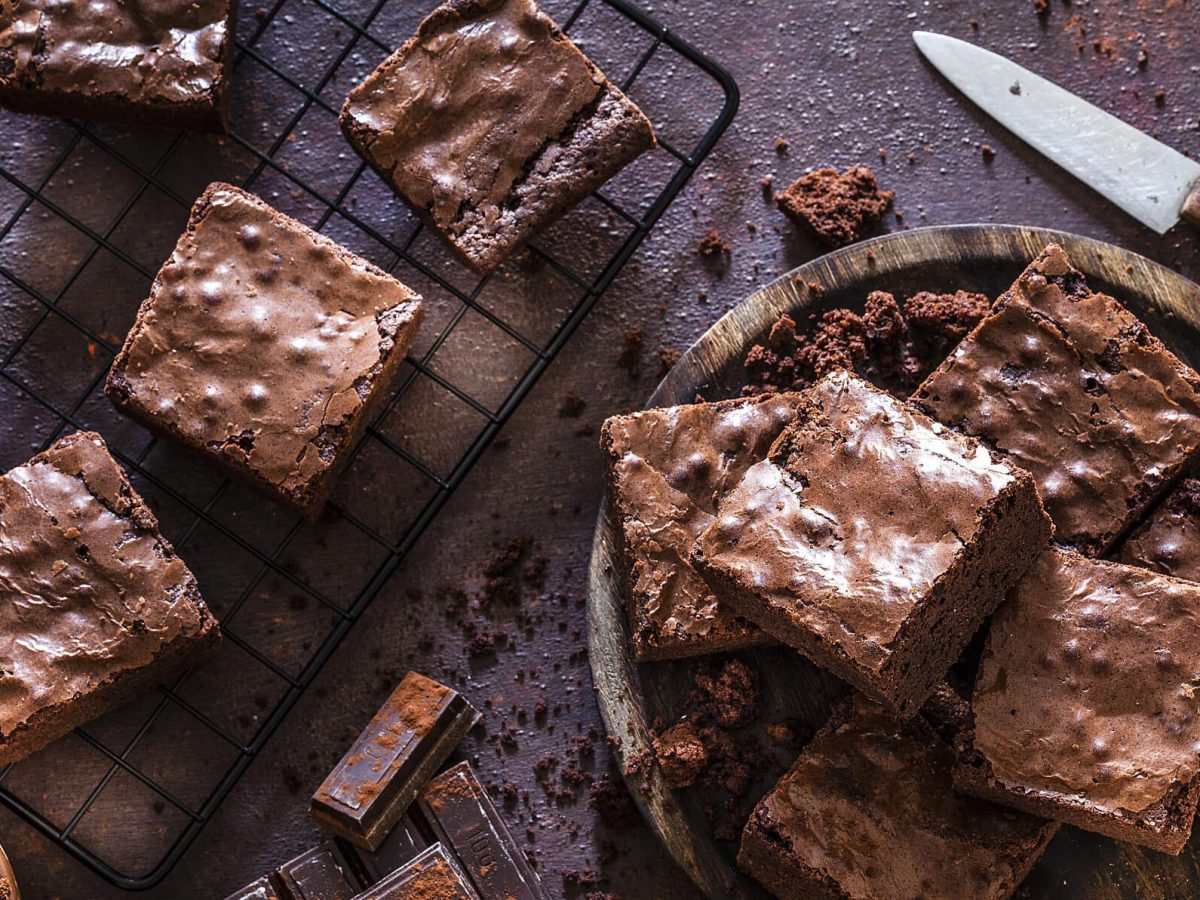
[0,0,237,132]
[739,689,1057,900]
[1113,471,1200,581]
[954,548,1200,854]
[914,244,1200,556]
[600,393,805,660]
[0,431,219,766]
[693,370,1052,717]
[338,0,655,274]
[105,182,424,517]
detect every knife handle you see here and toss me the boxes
[1184,182,1200,230]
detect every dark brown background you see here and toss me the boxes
[1,0,1198,897]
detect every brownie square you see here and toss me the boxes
[913,244,1200,556]
[339,0,655,274]
[106,182,424,517]
[693,370,1052,716]
[0,431,219,765]
[1113,470,1200,581]
[775,165,893,248]
[954,548,1200,854]
[0,0,237,132]
[739,690,1057,900]
[600,393,804,660]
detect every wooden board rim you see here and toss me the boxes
[586,223,1200,899]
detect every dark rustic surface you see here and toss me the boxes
[0,0,1198,898]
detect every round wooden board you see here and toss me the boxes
[587,224,1200,899]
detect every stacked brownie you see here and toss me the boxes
[604,243,1200,898]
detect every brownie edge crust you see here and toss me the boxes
[0,432,219,766]
[339,0,655,274]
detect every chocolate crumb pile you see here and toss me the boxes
[648,660,761,795]
[743,288,989,397]
[775,165,894,248]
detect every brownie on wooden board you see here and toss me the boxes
[600,393,805,660]
[0,431,219,766]
[955,548,1200,854]
[913,244,1200,556]
[105,182,424,518]
[693,370,1052,717]
[0,0,237,132]
[339,0,655,274]
[739,689,1057,900]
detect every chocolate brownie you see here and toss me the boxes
[693,370,1052,716]
[106,183,424,517]
[600,393,805,660]
[739,690,1057,900]
[0,0,237,132]
[0,431,219,765]
[1113,472,1200,581]
[775,166,893,248]
[914,244,1200,556]
[954,549,1200,854]
[339,0,655,274]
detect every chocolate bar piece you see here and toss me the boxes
[223,876,285,900]
[354,814,431,883]
[418,762,544,900]
[275,841,365,900]
[312,673,481,850]
[356,844,478,899]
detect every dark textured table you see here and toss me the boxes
[1,1,1198,898]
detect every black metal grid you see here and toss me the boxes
[0,0,736,890]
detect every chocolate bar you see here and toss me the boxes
[354,814,431,884]
[355,844,479,900]
[224,876,285,900]
[418,762,544,900]
[275,841,365,900]
[312,673,481,850]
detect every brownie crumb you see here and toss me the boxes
[904,290,990,340]
[651,721,708,788]
[657,346,682,376]
[775,165,894,248]
[697,228,731,257]
[1155,88,1166,106]
[588,776,639,829]
[691,660,758,729]
[981,144,996,160]
[744,287,990,399]
[774,136,790,155]
[558,392,587,418]
[1032,0,1049,15]
[617,326,644,376]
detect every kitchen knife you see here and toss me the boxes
[913,30,1200,235]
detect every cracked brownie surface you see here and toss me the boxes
[600,393,802,660]
[106,183,424,515]
[914,244,1200,556]
[339,0,654,273]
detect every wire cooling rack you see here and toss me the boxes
[0,0,737,889]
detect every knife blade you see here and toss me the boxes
[913,30,1200,235]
